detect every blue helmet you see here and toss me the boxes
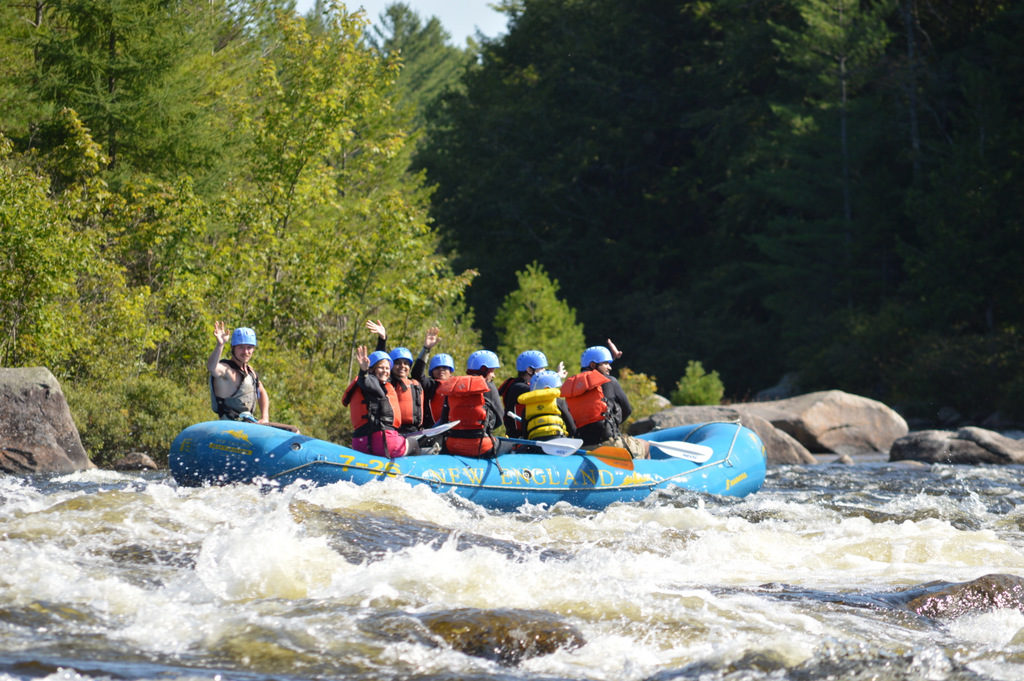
[390,347,414,365]
[368,350,392,369]
[530,370,561,391]
[429,353,455,372]
[231,327,257,347]
[466,350,501,371]
[516,350,548,372]
[581,345,613,368]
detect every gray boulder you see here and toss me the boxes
[902,574,1024,619]
[630,405,817,465]
[111,452,159,471]
[890,427,1024,465]
[734,390,908,455]
[0,367,95,474]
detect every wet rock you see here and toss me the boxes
[903,574,1024,619]
[111,452,159,471]
[890,428,1024,465]
[418,607,585,665]
[0,367,94,474]
[630,405,817,465]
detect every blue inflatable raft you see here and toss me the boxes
[169,420,766,510]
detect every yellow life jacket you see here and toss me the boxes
[518,387,568,440]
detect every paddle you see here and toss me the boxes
[500,436,635,471]
[647,440,714,463]
[407,420,460,439]
[585,447,635,471]
[499,436,584,456]
[239,412,300,433]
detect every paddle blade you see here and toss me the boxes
[587,447,635,470]
[499,436,583,456]
[416,420,461,438]
[536,437,584,456]
[649,440,714,463]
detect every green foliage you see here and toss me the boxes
[0,135,77,367]
[494,261,585,377]
[2,0,1024,477]
[67,374,210,467]
[27,0,245,185]
[366,2,473,134]
[0,1,479,461]
[616,367,663,429]
[670,361,724,406]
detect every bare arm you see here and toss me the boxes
[258,384,270,424]
[207,321,230,376]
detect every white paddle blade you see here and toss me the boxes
[650,440,714,463]
[415,420,461,438]
[537,437,584,456]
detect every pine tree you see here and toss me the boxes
[366,2,472,134]
[27,0,246,186]
[494,262,585,373]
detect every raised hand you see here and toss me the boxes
[356,345,370,371]
[214,320,230,345]
[423,326,441,349]
[365,319,386,339]
[606,338,622,359]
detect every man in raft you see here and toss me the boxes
[208,321,271,423]
[562,344,649,459]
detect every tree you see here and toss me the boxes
[366,2,472,133]
[217,4,475,374]
[738,0,903,372]
[26,0,247,188]
[494,261,585,373]
[0,134,77,367]
[670,361,724,406]
[419,0,789,392]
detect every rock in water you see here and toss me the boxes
[0,367,95,474]
[419,608,585,665]
[905,574,1024,619]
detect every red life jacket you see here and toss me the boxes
[391,376,424,430]
[437,375,495,457]
[343,377,400,436]
[561,371,611,428]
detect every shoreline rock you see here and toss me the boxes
[0,367,95,475]
[890,427,1024,465]
[631,405,817,465]
[633,390,909,465]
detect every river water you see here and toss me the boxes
[3,458,1024,681]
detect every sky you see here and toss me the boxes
[295,1,509,46]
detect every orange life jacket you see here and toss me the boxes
[561,371,611,428]
[343,376,400,436]
[437,375,495,457]
[391,376,424,430]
